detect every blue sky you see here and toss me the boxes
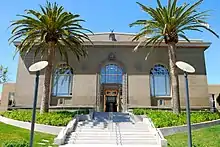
[0,0,220,92]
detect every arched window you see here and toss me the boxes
[101,64,123,84]
[150,64,170,97]
[52,64,73,96]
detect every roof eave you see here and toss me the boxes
[83,41,211,50]
[13,41,211,50]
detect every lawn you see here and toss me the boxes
[0,122,56,147]
[166,125,220,147]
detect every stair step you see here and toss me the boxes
[66,136,118,141]
[78,125,109,128]
[118,130,150,132]
[69,133,113,137]
[75,130,111,132]
[60,144,161,147]
[66,139,158,144]
[120,140,158,144]
[66,135,156,141]
[77,126,109,128]
[66,140,117,144]
[69,133,155,137]
[70,131,155,135]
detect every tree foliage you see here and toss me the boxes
[9,1,92,62]
[130,0,219,52]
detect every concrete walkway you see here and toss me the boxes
[0,116,64,135]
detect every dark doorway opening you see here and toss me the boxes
[105,96,117,112]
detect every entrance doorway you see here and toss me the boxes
[104,89,118,112]
[99,63,123,112]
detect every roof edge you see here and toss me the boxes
[13,41,211,50]
[87,32,136,36]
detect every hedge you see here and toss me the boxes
[132,109,220,128]
[2,140,29,147]
[0,109,89,126]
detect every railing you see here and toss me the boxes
[54,116,78,145]
[128,112,136,124]
[116,123,122,145]
[108,112,114,131]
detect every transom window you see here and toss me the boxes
[52,64,73,97]
[101,64,123,84]
[150,64,171,97]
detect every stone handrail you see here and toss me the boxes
[54,118,77,145]
[54,113,93,145]
[143,117,167,147]
[127,112,136,123]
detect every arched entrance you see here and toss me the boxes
[100,64,123,112]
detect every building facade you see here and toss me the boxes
[0,32,213,112]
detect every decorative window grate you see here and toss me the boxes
[101,64,123,84]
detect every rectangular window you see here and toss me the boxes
[150,75,170,97]
[52,75,72,97]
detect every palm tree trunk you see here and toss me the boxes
[168,42,181,114]
[40,42,55,114]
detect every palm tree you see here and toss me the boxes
[130,0,218,114]
[9,2,92,114]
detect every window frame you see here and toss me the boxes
[150,64,171,97]
[101,64,123,84]
[52,65,73,97]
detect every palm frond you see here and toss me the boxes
[9,1,93,62]
[130,0,218,51]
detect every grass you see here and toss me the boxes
[166,125,220,147]
[132,109,220,128]
[0,122,56,147]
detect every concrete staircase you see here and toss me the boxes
[56,112,167,147]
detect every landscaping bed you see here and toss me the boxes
[0,109,89,126]
[0,122,56,147]
[133,109,220,128]
[166,124,220,147]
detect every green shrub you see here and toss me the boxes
[2,140,29,147]
[133,109,220,128]
[0,109,89,126]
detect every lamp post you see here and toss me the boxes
[176,61,195,147]
[28,61,48,147]
[210,94,216,112]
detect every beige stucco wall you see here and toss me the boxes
[15,55,45,108]
[14,35,210,109]
[0,83,16,111]
[177,47,209,108]
[71,74,97,107]
[208,85,220,95]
